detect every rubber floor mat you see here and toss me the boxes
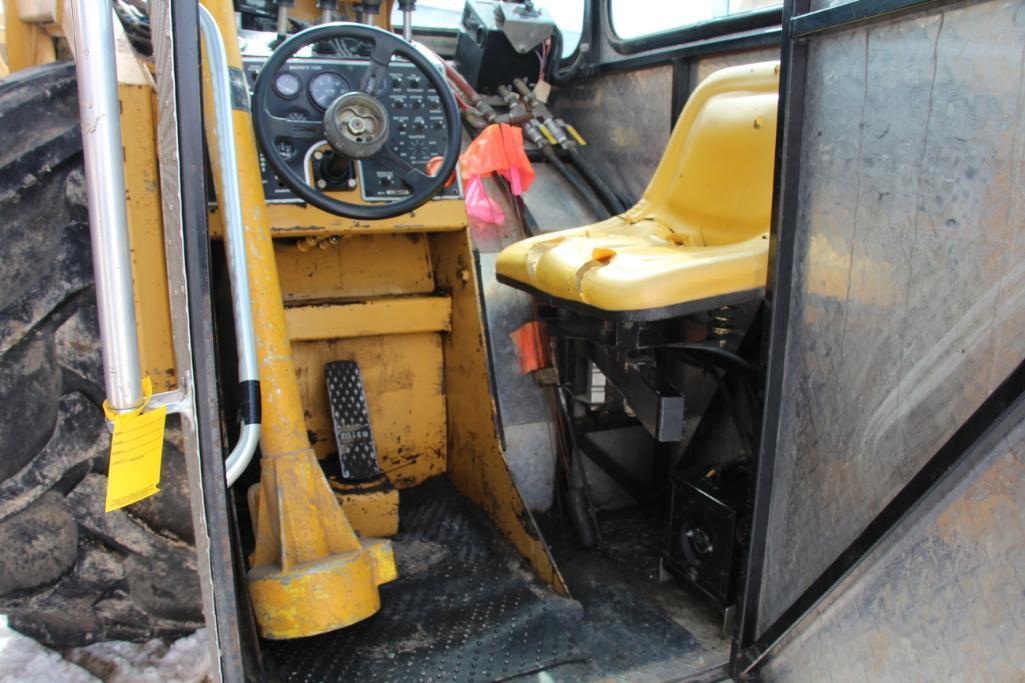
[265,476,584,682]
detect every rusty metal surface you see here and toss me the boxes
[549,65,674,205]
[762,415,1025,681]
[757,0,1025,636]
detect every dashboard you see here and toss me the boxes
[242,53,462,204]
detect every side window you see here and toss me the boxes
[536,1,584,57]
[394,0,585,57]
[610,0,780,40]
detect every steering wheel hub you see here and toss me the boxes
[324,92,390,159]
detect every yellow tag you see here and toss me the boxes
[566,124,587,146]
[103,377,166,512]
[539,124,558,146]
[533,79,551,103]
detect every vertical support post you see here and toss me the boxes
[150,1,247,677]
[200,0,396,639]
[69,0,143,412]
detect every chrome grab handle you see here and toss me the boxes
[199,6,262,486]
[70,0,144,413]
[70,0,260,485]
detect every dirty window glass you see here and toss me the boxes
[610,0,780,40]
[393,0,584,57]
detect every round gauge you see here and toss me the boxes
[284,108,308,121]
[273,72,302,99]
[308,72,350,110]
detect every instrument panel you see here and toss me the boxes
[242,56,462,204]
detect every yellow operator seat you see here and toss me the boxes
[497,61,780,319]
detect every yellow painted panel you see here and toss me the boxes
[202,0,395,639]
[117,34,176,393]
[207,187,467,239]
[3,0,54,73]
[285,296,451,341]
[431,230,569,596]
[292,333,447,489]
[274,234,436,302]
[330,480,400,538]
[264,197,467,237]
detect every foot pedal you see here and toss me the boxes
[325,360,384,481]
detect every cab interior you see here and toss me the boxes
[213,1,784,680]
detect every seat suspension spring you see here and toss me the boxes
[709,306,738,348]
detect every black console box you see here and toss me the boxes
[665,467,748,608]
[455,1,547,93]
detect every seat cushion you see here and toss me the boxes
[495,217,768,313]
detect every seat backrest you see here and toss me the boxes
[640,61,780,246]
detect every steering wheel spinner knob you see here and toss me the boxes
[324,92,390,159]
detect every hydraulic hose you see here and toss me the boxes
[445,60,477,102]
[511,77,627,215]
[541,145,609,221]
[499,86,608,222]
[564,146,627,215]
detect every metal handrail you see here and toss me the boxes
[70,0,258,486]
[199,6,262,486]
[70,0,144,413]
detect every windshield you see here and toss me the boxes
[393,0,585,57]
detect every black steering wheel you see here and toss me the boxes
[252,23,461,220]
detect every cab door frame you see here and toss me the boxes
[733,0,1025,676]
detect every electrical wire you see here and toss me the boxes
[536,38,551,82]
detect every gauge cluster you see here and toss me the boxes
[243,56,461,204]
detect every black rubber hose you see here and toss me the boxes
[545,26,586,85]
[565,146,627,214]
[542,145,610,221]
[666,343,759,375]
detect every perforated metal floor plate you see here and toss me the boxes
[325,360,384,481]
[265,477,585,682]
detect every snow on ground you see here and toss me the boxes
[0,616,212,682]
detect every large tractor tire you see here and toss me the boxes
[0,62,203,646]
